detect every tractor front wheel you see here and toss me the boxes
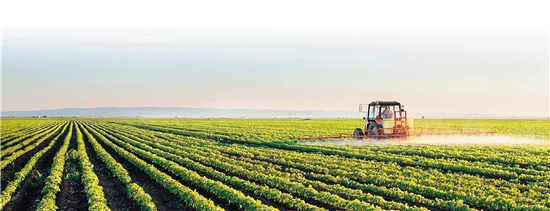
[353,128,364,139]
[368,124,380,136]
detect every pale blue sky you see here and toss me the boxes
[1,0,549,117]
[2,29,548,117]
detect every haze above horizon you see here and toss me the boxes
[2,0,549,117]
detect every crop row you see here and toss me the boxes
[78,122,158,211]
[1,122,63,151]
[1,121,62,145]
[92,121,433,211]
[1,123,66,169]
[74,123,111,211]
[119,122,549,182]
[89,124,328,210]
[0,122,69,210]
[105,121,550,210]
[80,123,224,211]
[2,118,548,211]
[36,122,74,210]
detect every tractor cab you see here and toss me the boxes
[355,101,410,138]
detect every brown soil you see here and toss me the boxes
[86,126,192,211]
[1,124,65,192]
[2,125,69,211]
[82,126,141,211]
[1,125,54,149]
[100,126,248,210]
[95,125,247,211]
[107,123,335,210]
[56,125,88,211]
[173,146,339,211]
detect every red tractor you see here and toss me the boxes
[298,100,496,141]
[353,101,411,139]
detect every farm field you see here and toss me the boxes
[1,118,549,211]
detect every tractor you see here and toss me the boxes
[353,101,412,139]
[297,100,496,141]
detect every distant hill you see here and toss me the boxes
[1,107,514,118]
[1,107,363,118]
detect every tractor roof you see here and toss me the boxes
[369,101,401,106]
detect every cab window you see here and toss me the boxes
[368,105,379,119]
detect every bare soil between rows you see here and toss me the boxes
[56,125,87,211]
[81,124,141,211]
[85,124,192,211]
[94,125,242,211]
[3,125,68,211]
[1,124,65,192]
[97,124,292,210]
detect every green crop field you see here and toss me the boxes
[1,118,549,211]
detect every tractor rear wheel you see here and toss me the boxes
[368,124,380,136]
[396,125,405,135]
[353,128,364,139]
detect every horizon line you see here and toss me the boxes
[2,106,548,118]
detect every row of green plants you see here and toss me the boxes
[1,123,65,169]
[246,144,549,192]
[1,121,63,150]
[118,125,473,211]
[80,123,224,211]
[0,123,69,210]
[36,122,74,210]
[215,143,549,210]
[363,144,550,171]
[105,121,544,210]
[4,118,546,211]
[104,124,430,211]
[85,122,279,211]
[90,123,330,211]
[90,122,387,211]
[74,123,111,211]
[218,146,547,210]
[114,119,550,175]
[110,118,550,142]
[264,142,549,182]
[242,155,472,211]
[0,120,61,144]
[118,122,549,182]
[78,122,157,211]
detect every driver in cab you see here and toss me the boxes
[382,107,393,119]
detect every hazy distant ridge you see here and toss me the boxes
[1,107,362,118]
[1,107,518,118]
